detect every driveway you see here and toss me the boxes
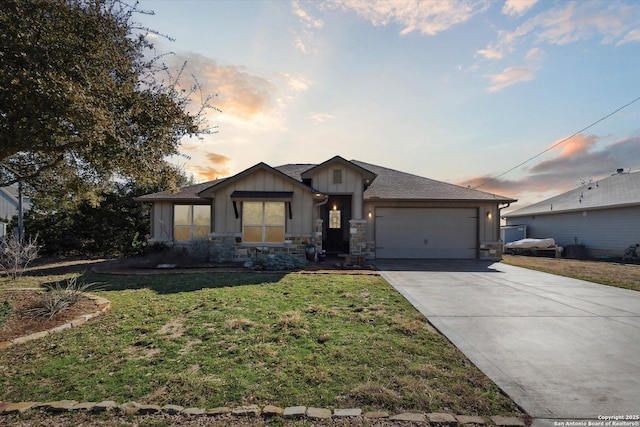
[375,260,640,425]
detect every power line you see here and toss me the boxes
[473,95,640,190]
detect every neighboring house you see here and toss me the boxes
[136,156,516,260]
[502,169,640,258]
[0,185,31,238]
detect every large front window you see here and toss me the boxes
[174,205,210,240]
[243,201,285,243]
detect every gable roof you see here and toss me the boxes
[504,171,640,217]
[300,155,377,182]
[197,162,312,199]
[137,157,516,203]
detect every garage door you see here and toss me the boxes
[375,207,478,259]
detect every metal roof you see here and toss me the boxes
[503,171,640,217]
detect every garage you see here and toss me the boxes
[375,207,478,259]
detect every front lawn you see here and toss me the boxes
[0,270,521,416]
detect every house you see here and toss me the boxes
[136,156,516,260]
[502,169,640,258]
[0,185,31,238]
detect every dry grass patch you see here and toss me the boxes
[502,254,640,291]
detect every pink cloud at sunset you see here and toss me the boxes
[163,52,276,121]
[458,134,640,206]
[186,152,232,181]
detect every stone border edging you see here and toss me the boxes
[0,401,527,426]
[0,293,111,350]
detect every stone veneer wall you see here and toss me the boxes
[479,240,503,261]
[349,220,373,257]
[208,233,315,260]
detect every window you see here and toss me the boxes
[243,201,285,243]
[333,169,342,184]
[329,209,341,229]
[174,205,210,240]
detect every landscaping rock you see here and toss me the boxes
[283,406,307,418]
[119,401,141,415]
[161,404,184,414]
[1,402,36,414]
[389,412,427,422]
[456,415,487,425]
[50,323,72,333]
[206,407,232,416]
[45,400,79,412]
[364,411,389,418]
[12,330,49,344]
[232,404,260,416]
[71,402,97,411]
[427,412,458,425]
[183,407,206,416]
[93,401,118,412]
[306,407,332,419]
[334,408,362,417]
[0,341,13,350]
[263,405,284,417]
[137,404,161,414]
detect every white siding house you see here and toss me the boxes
[502,170,640,258]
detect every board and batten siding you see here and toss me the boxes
[150,201,174,241]
[213,169,314,236]
[306,167,366,219]
[506,205,640,256]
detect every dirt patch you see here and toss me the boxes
[159,318,187,338]
[0,289,98,342]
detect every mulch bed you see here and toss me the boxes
[0,290,97,342]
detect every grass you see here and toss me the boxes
[502,254,640,291]
[0,269,521,416]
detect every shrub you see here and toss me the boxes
[0,234,40,280]
[0,300,13,326]
[243,253,307,271]
[187,239,210,261]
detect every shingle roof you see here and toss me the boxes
[137,158,516,203]
[351,160,515,202]
[504,171,640,217]
[134,179,224,202]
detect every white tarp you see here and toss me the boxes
[504,238,556,249]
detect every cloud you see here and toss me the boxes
[479,2,640,61]
[292,0,324,29]
[186,152,232,181]
[325,0,490,36]
[502,0,538,17]
[618,29,640,46]
[485,47,543,92]
[458,134,640,204]
[162,52,276,121]
[310,113,335,122]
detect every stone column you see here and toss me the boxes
[349,219,367,255]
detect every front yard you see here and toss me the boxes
[0,267,521,417]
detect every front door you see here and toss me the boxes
[322,195,352,254]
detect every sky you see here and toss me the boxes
[135,0,640,210]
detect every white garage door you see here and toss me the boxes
[375,208,478,259]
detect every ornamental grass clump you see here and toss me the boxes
[30,276,102,319]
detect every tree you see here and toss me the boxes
[0,0,211,204]
[22,178,182,257]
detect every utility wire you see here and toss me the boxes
[474,95,640,189]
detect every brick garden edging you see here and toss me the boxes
[0,401,527,426]
[0,293,111,350]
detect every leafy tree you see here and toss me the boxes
[22,179,180,257]
[0,0,211,205]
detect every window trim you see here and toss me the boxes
[241,201,286,244]
[173,204,211,241]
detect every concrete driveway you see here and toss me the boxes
[375,260,640,425]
